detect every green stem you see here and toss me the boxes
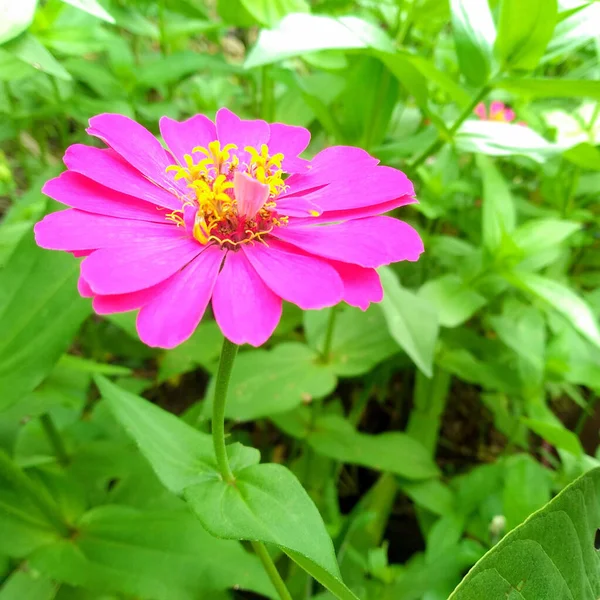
[261,66,274,122]
[212,338,239,483]
[409,85,490,170]
[40,414,70,467]
[0,448,70,536]
[250,541,293,600]
[320,306,338,362]
[575,394,599,436]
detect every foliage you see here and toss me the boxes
[1,0,600,599]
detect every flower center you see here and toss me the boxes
[165,141,288,249]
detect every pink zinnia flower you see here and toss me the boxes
[35,109,422,348]
[474,101,516,123]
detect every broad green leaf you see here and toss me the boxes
[495,0,558,70]
[450,468,600,599]
[457,121,557,162]
[0,571,56,600]
[30,505,275,599]
[418,275,487,328]
[379,267,439,377]
[503,454,551,532]
[60,0,115,23]
[308,415,440,481]
[2,34,71,80]
[506,272,600,350]
[97,378,357,599]
[273,410,439,480]
[95,375,259,494]
[203,343,336,422]
[544,2,600,62]
[406,367,452,455]
[512,218,581,256]
[380,51,471,109]
[0,232,90,412]
[522,418,584,456]
[184,463,359,600]
[490,305,546,385]
[304,306,398,376]
[240,0,309,27]
[563,142,600,170]
[158,321,222,383]
[495,78,600,100]
[477,155,516,253]
[245,13,394,69]
[0,0,37,45]
[450,0,496,85]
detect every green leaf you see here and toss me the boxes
[418,275,487,328]
[2,34,71,80]
[503,454,551,532]
[495,0,558,70]
[450,0,496,85]
[0,0,37,45]
[158,321,222,383]
[563,142,600,170]
[512,218,581,256]
[0,570,56,600]
[245,13,394,69]
[506,272,600,350]
[273,409,439,480]
[98,379,356,600]
[59,0,115,24]
[450,468,600,599]
[522,418,584,456]
[308,415,440,481]
[240,0,309,27]
[379,267,439,377]
[305,306,398,376]
[477,155,516,253]
[30,505,275,599]
[494,78,600,100]
[95,375,259,494]
[457,121,557,162]
[203,343,337,422]
[0,232,90,412]
[184,463,359,600]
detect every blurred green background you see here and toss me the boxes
[1,0,600,599]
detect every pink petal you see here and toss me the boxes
[243,240,343,310]
[282,149,413,213]
[274,216,424,268]
[215,107,270,165]
[43,172,167,222]
[234,171,270,219]
[64,145,181,210]
[86,114,187,197]
[282,146,379,197]
[490,101,505,116]
[474,103,487,120]
[287,195,416,225]
[212,250,282,346]
[35,209,178,251]
[81,237,202,295]
[329,261,383,310]
[503,108,516,122]
[136,246,224,349]
[159,115,217,166]
[276,196,323,218]
[78,275,94,298]
[92,279,171,315]
[268,122,311,174]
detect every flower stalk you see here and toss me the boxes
[211,337,238,483]
[211,337,293,600]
